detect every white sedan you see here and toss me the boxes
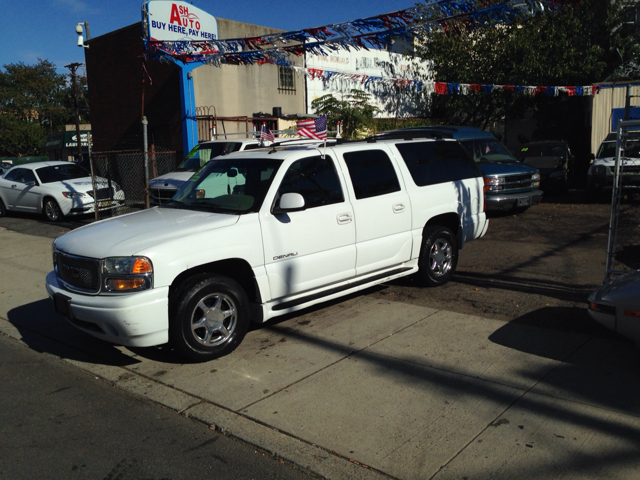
[0,161,125,222]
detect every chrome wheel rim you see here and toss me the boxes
[45,201,60,221]
[189,293,237,346]
[429,238,452,277]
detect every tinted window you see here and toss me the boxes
[278,156,344,209]
[459,139,515,163]
[178,142,246,171]
[5,168,37,184]
[36,164,90,184]
[395,141,480,186]
[343,150,401,200]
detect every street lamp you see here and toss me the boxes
[76,22,90,48]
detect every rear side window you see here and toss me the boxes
[343,150,401,199]
[395,141,480,187]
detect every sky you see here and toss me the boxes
[2,0,420,76]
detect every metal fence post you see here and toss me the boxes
[142,116,150,209]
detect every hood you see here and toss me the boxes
[58,176,114,192]
[149,172,194,189]
[478,162,538,176]
[53,207,239,258]
[593,157,640,167]
[594,270,640,307]
[523,156,563,171]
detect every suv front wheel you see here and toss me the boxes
[170,275,250,362]
[417,226,458,287]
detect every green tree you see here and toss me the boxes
[0,59,86,157]
[413,0,635,130]
[311,89,379,139]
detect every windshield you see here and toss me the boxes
[520,145,567,160]
[36,164,90,183]
[177,142,245,171]
[459,139,516,163]
[597,140,640,159]
[171,158,282,214]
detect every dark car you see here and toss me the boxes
[518,141,573,194]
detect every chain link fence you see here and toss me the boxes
[606,120,640,278]
[89,147,178,221]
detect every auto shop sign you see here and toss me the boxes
[144,0,218,41]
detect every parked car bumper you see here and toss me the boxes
[588,275,640,346]
[45,270,169,347]
[485,189,543,211]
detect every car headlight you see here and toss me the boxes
[62,192,87,198]
[102,256,153,292]
[532,173,541,181]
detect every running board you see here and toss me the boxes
[272,267,413,312]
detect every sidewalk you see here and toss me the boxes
[1,227,640,479]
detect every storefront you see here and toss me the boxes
[45,126,92,162]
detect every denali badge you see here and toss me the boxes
[273,252,298,261]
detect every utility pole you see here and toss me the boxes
[65,62,84,161]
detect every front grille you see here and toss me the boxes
[55,251,101,293]
[87,187,114,200]
[621,166,640,175]
[150,188,178,201]
[491,173,536,192]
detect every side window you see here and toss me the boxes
[5,168,34,184]
[343,150,401,200]
[395,141,480,187]
[277,155,344,209]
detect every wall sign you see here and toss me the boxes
[144,0,218,42]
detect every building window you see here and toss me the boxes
[278,66,296,94]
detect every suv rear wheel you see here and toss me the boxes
[417,226,458,287]
[170,275,250,362]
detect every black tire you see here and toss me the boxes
[169,275,250,362]
[43,198,63,222]
[417,226,458,287]
[0,197,6,217]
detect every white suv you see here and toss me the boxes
[46,135,489,361]
[149,138,264,204]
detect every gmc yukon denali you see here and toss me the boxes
[46,134,489,361]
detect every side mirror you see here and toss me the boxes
[275,192,306,214]
[25,181,37,187]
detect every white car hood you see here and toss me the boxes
[593,157,640,167]
[149,171,194,189]
[59,176,113,192]
[54,207,239,258]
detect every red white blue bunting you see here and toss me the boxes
[299,66,600,96]
[144,0,574,66]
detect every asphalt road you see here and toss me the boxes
[0,332,313,479]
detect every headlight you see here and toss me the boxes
[532,173,541,181]
[103,256,153,292]
[62,192,87,198]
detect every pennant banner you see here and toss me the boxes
[144,0,574,66]
[298,66,601,97]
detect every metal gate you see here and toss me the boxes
[89,147,178,221]
[605,119,640,278]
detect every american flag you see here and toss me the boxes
[260,124,275,142]
[297,115,327,140]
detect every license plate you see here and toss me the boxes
[53,293,73,319]
[517,197,530,207]
[99,200,113,208]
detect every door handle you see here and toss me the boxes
[393,203,406,213]
[337,213,353,225]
